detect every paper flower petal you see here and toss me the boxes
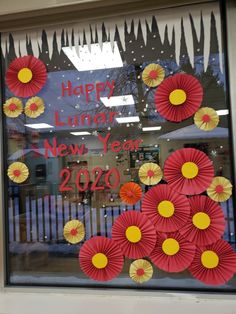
[194,107,219,131]
[119,182,142,205]
[141,184,190,232]
[155,73,203,122]
[188,239,236,285]
[179,195,225,246]
[207,176,232,202]
[79,236,124,281]
[164,148,214,195]
[3,97,23,118]
[129,259,153,283]
[138,162,163,185]
[6,55,47,98]
[7,162,29,183]
[63,219,85,244]
[149,231,196,272]
[142,63,165,87]
[112,211,156,259]
[24,96,45,118]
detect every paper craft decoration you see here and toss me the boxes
[207,176,232,202]
[129,259,153,283]
[149,231,196,272]
[164,148,214,195]
[119,182,142,205]
[188,239,236,285]
[179,195,225,246]
[7,162,29,183]
[138,162,163,185]
[63,219,85,244]
[6,55,47,98]
[3,97,23,118]
[142,63,165,87]
[194,107,219,131]
[141,184,190,232]
[155,73,203,122]
[79,236,124,281]
[24,96,45,118]
[112,211,156,259]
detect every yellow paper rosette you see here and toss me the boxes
[24,96,45,118]
[63,219,85,244]
[139,162,163,185]
[194,107,219,131]
[7,162,29,183]
[142,63,165,87]
[3,97,23,118]
[129,259,153,283]
[207,176,232,202]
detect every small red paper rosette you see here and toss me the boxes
[79,236,124,282]
[188,239,236,285]
[155,73,203,122]
[6,55,47,98]
[112,211,156,259]
[179,195,225,246]
[141,184,190,232]
[149,231,196,273]
[119,182,142,205]
[164,148,214,195]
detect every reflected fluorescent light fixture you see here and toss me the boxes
[70,131,91,136]
[116,116,140,123]
[101,95,135,107]
[142,126,162,131]
[216,109,229,116]
[25,123,54,129]
[62,42,123,71]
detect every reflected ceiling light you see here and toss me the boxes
[116,116,140,123]
[24,123,54,129]
[70,131,91,136]
[216,109,229,116]
[142,126,162,131]
[100,95,135,107]
[62,42,123,71]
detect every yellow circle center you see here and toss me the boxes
[92,253,108,269]
[181,162,199,179]
[125,225,142,243]
[201,250,219,269]
[162,238,180,256]
[169,89,187,106]
[192,212,211,230]
[17,67,33,83]
[157,200,175,218]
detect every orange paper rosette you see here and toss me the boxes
[24,96,45,118]
[138,162,163,185]
[142,63,165,87]
[119,182,142,205]
[194,107,219,131]
[207,176,232,202]
[129,259,153,283]
[7,162,29,183]
[63,219,85,244]
[3,97,23,118]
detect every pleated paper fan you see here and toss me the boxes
[142,63,165,87]
[141,184,190,232]
[188,239,236,285]
[119,182,142,205]
[164,148,214,195]
[25,96,45,118]
[155,73,203,122]
[129,259,153,283]
[112,211,156,259]
[179,195,225,246]
[79,236,124,282]
[138,162,163,185]
[194,107,219,131]
[63,219,85,244]
[3,97,23,118]
[149,231,196,272]
[6,55,47,98]
[7,162,29,183]
[207,176,232,202]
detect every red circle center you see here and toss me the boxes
[149,70,158,79]
[70,228,78,236]
[13,169,21,177]
[29,103,38,111]
[127,190,135,198]
[136,268,145,276]
[9,103,17,111]
[147,170,155,177]
[202,114,211,123]
[215,185,224,193]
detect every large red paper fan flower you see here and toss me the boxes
[164,148,214,195]
[112,211,156,259]
[141,184,190,232]
[6,55,47,98]
[79,236,124,282]
[155,73,203,122]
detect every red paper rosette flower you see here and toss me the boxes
[188,239,236,285]
[112,211,156,259]
[164,148,214,195]
[79,236,124,282]
[155,73,203,122]
[119,182,142,205]
[6,55,47,98]
[149,231,196,272]
[141,184,190,232]
[179,196,225,246]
